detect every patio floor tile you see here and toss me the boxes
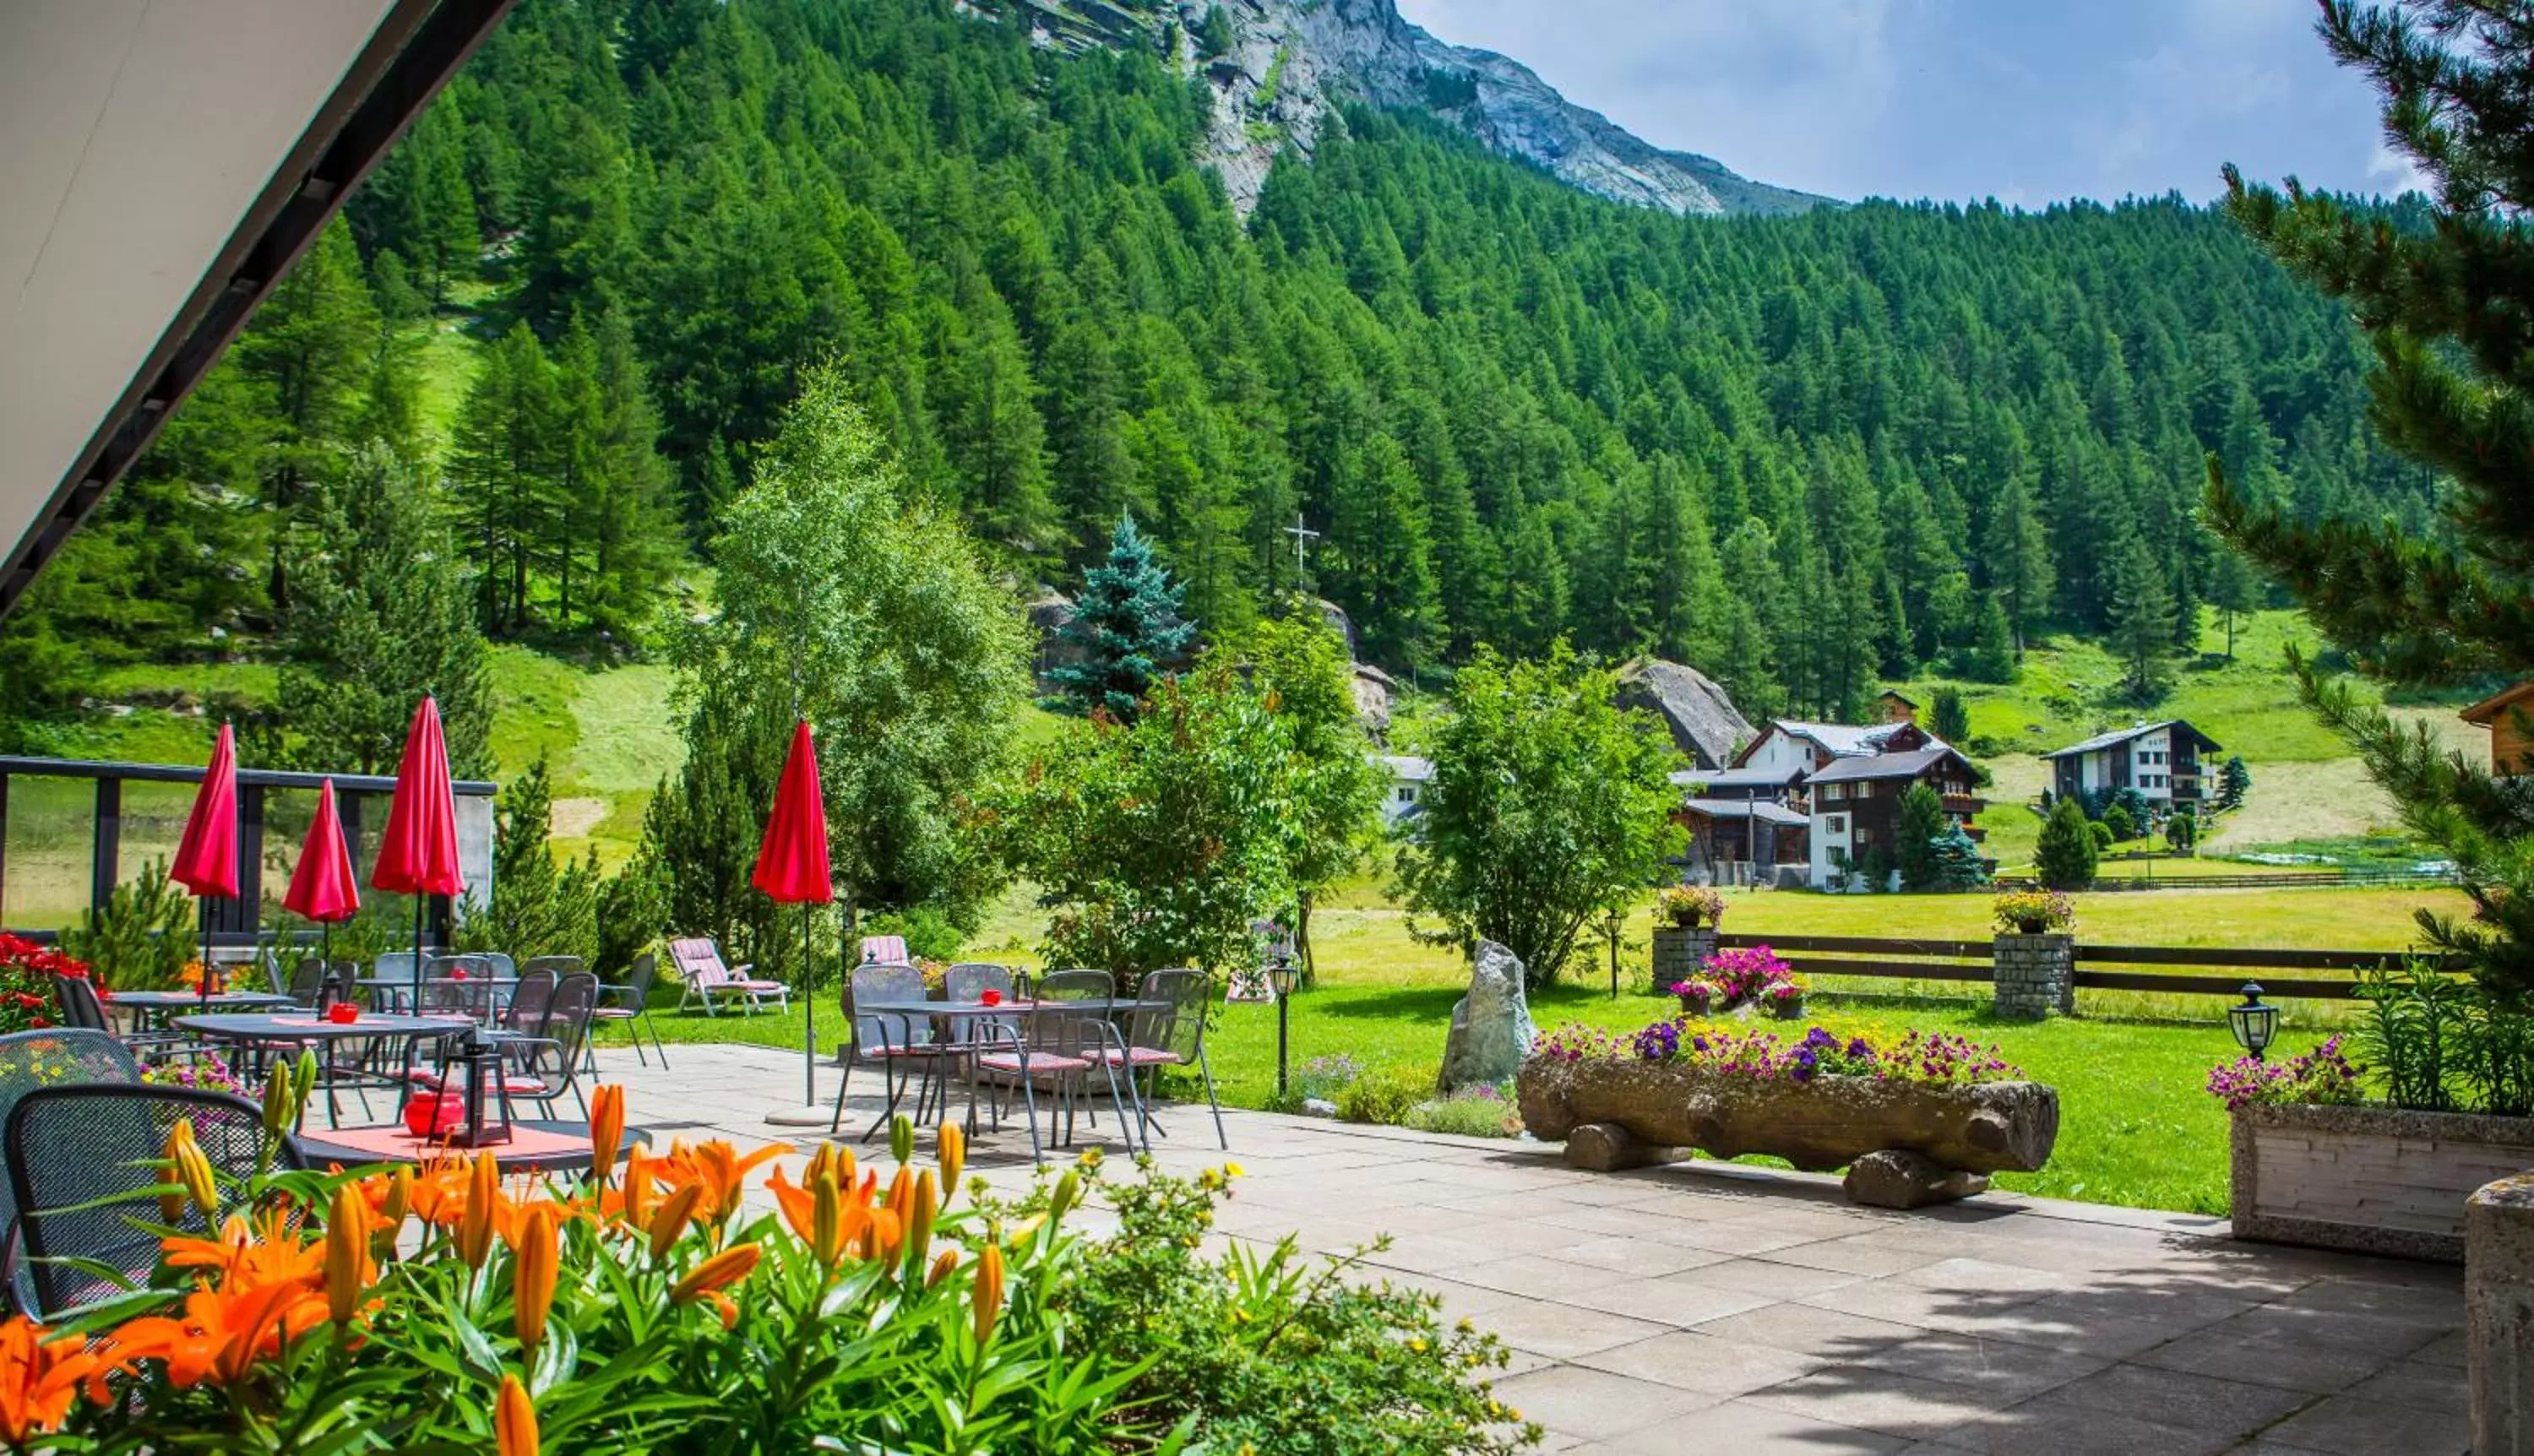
[1488,1364,1721,1441]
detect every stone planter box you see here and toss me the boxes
[1517,1052,2058,1209]
[1649,925,1717,994]
[2232,1102,2534,1263]
[1992,932,2074,1019]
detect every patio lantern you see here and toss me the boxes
[2227,982,2279,1062]
[448,1026,515,1149]
[1268,953,1300,1101]
[1602,907,1626,1001]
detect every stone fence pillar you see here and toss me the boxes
[1991,933,2075,1019]
[1650,926,1718,993]
[2472,1172,2534,1456]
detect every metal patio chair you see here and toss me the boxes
[593,953,669,1068]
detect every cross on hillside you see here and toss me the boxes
[1284,514,1321,583]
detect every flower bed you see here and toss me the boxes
[0,935,89,1035]
[0,1083,1533,1453]
[1521,1017,2058,1206]
[1667,944,1806,1019]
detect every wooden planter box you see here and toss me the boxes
[1516,1052,2058,1207]
[2232,1102,2534,1263]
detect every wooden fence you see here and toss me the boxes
[1715,932,2455,1001]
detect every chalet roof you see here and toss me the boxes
[1615,660,1754,769]
[1681,798,1811,828]
[2042,720,2223,758]
[1372,754,1433,782]
[1878,690,1919,709]
[2461,682,2534,726]
[1669,765,1804,790]
[1768,719,1947,756]
[1806,747,1971,785]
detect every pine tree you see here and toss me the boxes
[1931,686,1971,744]
[2207,546,2260,660]
[2218,754,2252,811]
[449,323,561,637]
[2035,796,2100,891]
[1895,782,1947,892]
[2109,541,2176,700]
[1930,821,1990,889]
[1981,465,2053,656]
[1970,593,2018,684]
[1051,513,1198,720]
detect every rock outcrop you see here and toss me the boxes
[975,0,1834,219]
[1616,660,1754,770]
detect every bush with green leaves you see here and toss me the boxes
[2352,961,2534,1116]
[61,858,193,991]
[1014,1155,1536,1454]
[1895,783,1946,891]
[1395,644,1685,986]
[2036,796,2100,890]
[1333,1065,1435,1126]
[1404,1085,1522,1138]
[1929,686,1971,744]
[2102,803,2137,843]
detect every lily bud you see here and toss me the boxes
[457,1152,500,1269]
[904,1171,938,1277]
[496,1374,538,1456]
[927,1248,959,1287]
[649,1183,703,1262]
[587,1084,625,1189]
[514,1203,559,1350]
[669,1242,762,1305]
[156,1121,195,1224]
[972,1242,1003,1345]
[325,1183,372,1325]
[936,1122,965,1206]
[811,1168,845,1269]
[889,1115,913,1167]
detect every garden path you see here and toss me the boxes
[606,1041,2466,1454]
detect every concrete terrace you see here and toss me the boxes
[606,1041,2466,1455]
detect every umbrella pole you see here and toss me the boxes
[197,898,212,1012]
[802,902,817,1107]
[411,894,427,1015]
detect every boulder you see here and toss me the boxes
[1844,1149,1991,1209]
[1351,661,1395,740]
[1025,589,1087,694]
[1615,660,1755,770]
[1438,940,1536,1094]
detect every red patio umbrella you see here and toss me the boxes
[170,722,240,1008]
[754,719,833,1109]
[285,779,361,994]
[372,696,465,1010]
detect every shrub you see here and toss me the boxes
[1294,1052,1368,1103]
[2036,796,2100,889]
[1037,1156,1537,1453]
[1929,822,1990,889]
[1404,1085,1522,1138]
[2102,804,2138,843]
[2088,820,2115,850]
[60,859,191,991]
[1335,1065,1436,1124]
[1895,783,1947,891]
[861,906,965,962]
[1930,686,1971,745]
[2166,811,2199,854]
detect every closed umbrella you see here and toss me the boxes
[169,722,240,1009]
[372,696,465,1013]
[753,720,832,1113]
[284,779,360,998]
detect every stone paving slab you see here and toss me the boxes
[592,1040,2468,1454]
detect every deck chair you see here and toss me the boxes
[858,935,911,966]
[666,937,789,1016]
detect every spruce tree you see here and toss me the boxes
[1051,513,1198,720]
[1970,593,2018,684]
[2210,1,2534,990]
[1930,821,1990,890]
[2207,547,2260,660]
[2035,796,2100,891]
[2109,542,2176,699]
[1931,685,1971,745]
[2218,754,2252,812]
[1895,782,1948,892]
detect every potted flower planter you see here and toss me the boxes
[1650,925,1718,994]
[1674,983,1716,1016]
[2230,1101,2534,1262]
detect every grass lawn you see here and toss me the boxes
[625,879,2460,1219]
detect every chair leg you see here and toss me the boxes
[640,1010,669,1068]
[1012,1056,1043,1163]
[1097,1053,1146,1156]
[1197,1048,1227,1150]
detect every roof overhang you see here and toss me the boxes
[0,0,515,618]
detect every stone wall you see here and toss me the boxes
[1650,926,1717,993]
[2235,1102,2534,1262]
[1991,933,2074,1019]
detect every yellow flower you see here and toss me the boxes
[1225,1161,1248,1178]
[496,1373,538,1456]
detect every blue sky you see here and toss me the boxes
[1391,1,2418,207]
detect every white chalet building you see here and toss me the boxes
[2042,721,2222,807]
[1372,754,1433,826]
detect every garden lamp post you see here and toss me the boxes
[1603,907,1625,1001]
[2228,982,2279,1062]
[1268,953,1298,1101]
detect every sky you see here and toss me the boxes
[1390,1,2420,208]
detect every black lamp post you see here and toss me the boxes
[2228,981,2279,1062]
[1603,907,1625,1001]
[1268,953,1299,1101]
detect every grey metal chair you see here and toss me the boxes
[1105,969,1227,1149]
[0,1030,138,1313]
[971,1005,1146,1161]
[1033,969,1116,1003]
[834,964,949,1141]
[5,1084,304,1316]
[593,953,669,1068]
[945,962,1016,1003]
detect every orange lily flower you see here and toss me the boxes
[100,1278,329,1388]
[936,1122,964,1206]
[972,1242,1003,1345]
[659,1140,785,1225]
[456,1152,501,1269]
[0,1317,101,1445]
[927,1247,958,1288]
[669,1242,760,1330]
[513,1203,559,1350]
[647,1183,704,1262]
[588,1084,625,1187]
[323,1185,374,1327]
[162,1209,323,1290]
[496,1373,538,1456]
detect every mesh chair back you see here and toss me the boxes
[427,954,498,982]
[416,980,476,1017]
[52,975,110,1033]
[851,964,929,1054]
[1018,1005,1109,1062]
[520,957,583,981]
[0,1028,139,1304]
[286,957,328,1007]
[946,963,1015,1002]
[618,953,661,1002]
[1034,970,1115,1004]
[481,953,518,982]
[542,973,600,1070]
[374,951,419,985]
[1134,969,1214,1062]
[500,969,559,1036]
[6,1085,303,1316]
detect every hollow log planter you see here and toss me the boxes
[1517,1053,2059,1209]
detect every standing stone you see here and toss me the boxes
[1650,926,1718,994]
[1438,940,1537,1094]
[1992,932,2075,1019]
[2471,1171,2534,1456]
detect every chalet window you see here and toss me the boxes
[1827,814,1847,834]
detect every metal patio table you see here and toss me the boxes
[851,998,1155,1158]
[175,1011,475,1127]
[295,1119,650,1176]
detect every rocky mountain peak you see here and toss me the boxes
[978,0,1833,217]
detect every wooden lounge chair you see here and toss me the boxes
[666,937,789,1016]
